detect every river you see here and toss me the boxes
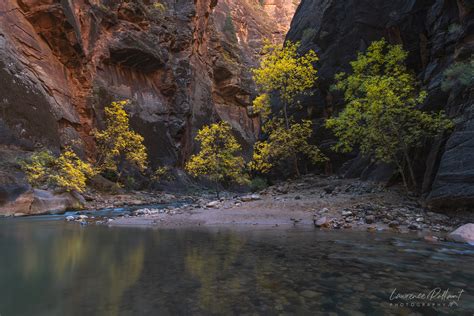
[0,215,473,315]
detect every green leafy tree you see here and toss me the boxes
[185,122,249,197]
[93,100,148,182]
[21,149,96,193]
[250,41,326,175]
[441,57,474,91]
[326,39,453,189]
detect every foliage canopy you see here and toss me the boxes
[252,40,318,105]
[94,100,148,178]
[250,119,325,174]
[250,41,325,175]
[326,39,453,188]
[185,122,248,196]
[21,149,96,193]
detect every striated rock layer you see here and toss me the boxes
[0,0,298,214]
[287,0,473,210]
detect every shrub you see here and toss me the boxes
[441,57,474,91]
[185,122,249,197]
[250,119,326,174]
[249,177,268,192]
[21,149,96,193]
[151,166,174,182]
[152,1,166,12]
[93,100,148,181]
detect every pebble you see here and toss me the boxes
[365,215,375,224]
[300,290,319,299]
[388,221,399,228]
[314,216,330,228]
[408,223,421,230]
[423,235,438,242]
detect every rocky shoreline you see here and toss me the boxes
[65,175,474,244]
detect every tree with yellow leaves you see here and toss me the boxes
[250,41,326,175]
[21,149,96,193]
[93,100,148,182]
[326,39,453,189]
[252,40,318,127]
[185,122,249,197]
[249,119,325,174]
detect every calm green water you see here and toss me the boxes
[0,216,473,316]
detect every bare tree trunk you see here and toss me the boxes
[395,160,409,193]
[293,155,300,177]
[283,102,301,176]
[283,103,290,129]
[403,148,417,189]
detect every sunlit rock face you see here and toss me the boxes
[209,0,299,154]
[0,0,299,214]
[287,0,474,209]
[0,0,298,163]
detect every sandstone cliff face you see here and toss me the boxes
[0,0,298,214]
[0,0,298,160]
[210,0,298,152]
[287,0,473,209]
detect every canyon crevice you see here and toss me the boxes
[0,0,298,215]
[0,0,472,214]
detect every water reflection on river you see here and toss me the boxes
[0,216,473,315]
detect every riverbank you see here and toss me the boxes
[81,175,473,240]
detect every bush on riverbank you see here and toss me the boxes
[20,149,96,193]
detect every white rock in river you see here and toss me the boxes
[66,215,75,221]
[78,215,88,219]
[448,223,474,244]
[134,208,150,215]
[241,194,261,202]
[206,201,220,208]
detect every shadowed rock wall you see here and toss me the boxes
[286,0,473,209]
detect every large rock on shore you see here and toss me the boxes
[30,189,85,215]
[0,186,85,216]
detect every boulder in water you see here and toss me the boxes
[447,224,474,244]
